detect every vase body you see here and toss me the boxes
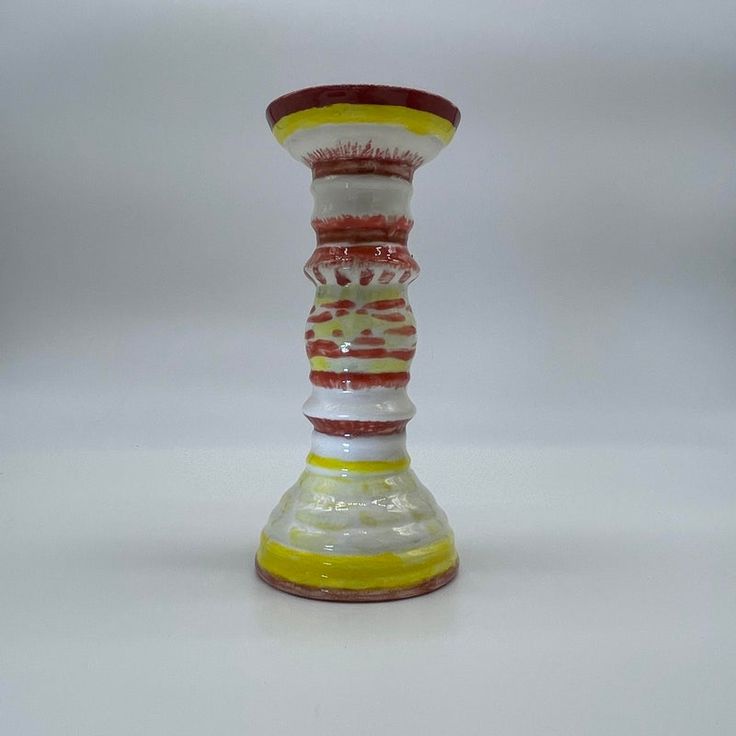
[256,85,460,601]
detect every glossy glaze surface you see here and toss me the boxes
[257,85,460,601]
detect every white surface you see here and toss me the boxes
[2,441,734,735]
[311,173,413,220]
[303,386,416,422]
[309,431,408,461]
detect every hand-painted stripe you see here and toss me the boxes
[315,229,410,246]
[272,103,456,145]
[305,244,419,271]
[306,340,415,361]
[309,371,410,389]
[312,215,413,245]
[256,533,458,591]
[267,84,460,129]
[306,452,409,474]
[313,159,415,182]
[307,418,409,436]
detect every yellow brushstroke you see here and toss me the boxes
[273,103,456,145]
[256,533,457,591]
[308,357,411,373]
[306,453,409,474]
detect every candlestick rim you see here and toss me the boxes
[266,84,461,130]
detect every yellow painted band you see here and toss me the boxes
[306,452,409,474]
[257,533,457,590]
[273,103,456,145]
[309,357,411,373]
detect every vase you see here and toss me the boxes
[255,84,461,601]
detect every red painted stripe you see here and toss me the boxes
[306,339,341,358]
[363,298,406,310]
[321,299,356,309]
[307,311,333,323]
[384,325,416,336]
[306,341,415,361]
[266,84,461,129]
[312,215,413,246]
[312,159,414,182]
[313,214,413,234]
[316,229,409,246]
[309,371,410,389]
[305,245,419,273]
[371,312,405,322]
[307,418,409,437]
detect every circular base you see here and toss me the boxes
[255,558,459,603]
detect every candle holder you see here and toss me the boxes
[255,85,460,601]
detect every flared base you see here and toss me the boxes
[255,557,458,602]
[256,463,458,602]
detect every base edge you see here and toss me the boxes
[255,557,459,603]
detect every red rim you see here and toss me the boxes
[266,84,461,130]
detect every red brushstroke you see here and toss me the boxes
[372,312,405,322]
[335,309,350,317]
[384,325,416,336]
[362,298,406,310]
[304,143,424,171]
[307,340,414,360]
[306,340,342,358]
[313,159,414,182]
[316,229,409,246]
[307,418,409,437]
[307,311,333,323]
[305,245,418,274]
[335,269,351,285]
[312,215,413,246]
[304,329,315,339]
[309,371,410,389]
[359,269,374,285]
[321,300,356,309]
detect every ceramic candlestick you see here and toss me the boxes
[255,85,460,601]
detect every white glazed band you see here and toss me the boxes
[311,174,413,222]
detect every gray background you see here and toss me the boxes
[2,1,735,734]
[3,0,735,450]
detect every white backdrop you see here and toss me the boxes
[2,1,735,734]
